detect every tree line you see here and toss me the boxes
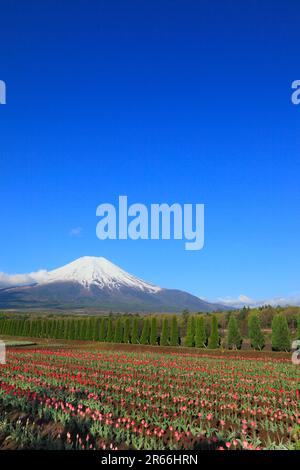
[0,311,299,351]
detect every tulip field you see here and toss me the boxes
[0,347,299,450]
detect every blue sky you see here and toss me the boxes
[0,0,299,303]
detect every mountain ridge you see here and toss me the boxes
[0,256,229,312]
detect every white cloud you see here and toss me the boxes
[69,227,83,237]
[217,294,254,308]
[217,292,300,308]
[0,270,48,288]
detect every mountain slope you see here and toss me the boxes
[0,256,228,312]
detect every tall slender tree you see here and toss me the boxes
[106,318,113,342]
[272,314,290,351]
[248,314,265,350]
[131,318,139,344]
[195,316,206,348]
[140,318,150,345]
[208,315,219,349]
[227,316,242,349]
[123,318,131,343]
[160,318,169,346]
[114,318,123,343]
[297,313,300,340]
[150,317,157,345]
[185,316,195,347]
[170,315,179,346]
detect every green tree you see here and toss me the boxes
[131,318,139,344]
[170,315,179,346]
[150,317,157,345]
[99,319,106,341]
[272,314,290,351]
[140,318,150,345]
[123,318,131,343]
[160,318,169,346]
[106,319,113,342]
[297,313,300,340]
[208,315,219,349]
[114,319,123,343]
[227,315,242,349]
[185,316,195,347]
[195,316,206,348]
[248,314,265,350]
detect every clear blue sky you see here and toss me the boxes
[0,0,299,302]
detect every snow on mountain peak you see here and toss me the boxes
[35,256,162,292]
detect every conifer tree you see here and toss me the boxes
[208,315,219,349]
[140,318,150,345]
[227,315,242,349]
[114,318,123,343]
[160,318,169,346]
[185,316,195,347]
[99,318,106,341]
[248,314,265,350]
[170,315,179,346]
[123,318,131,343]
[150,317,157,345]
[131,318,139,344]
[297,313,300,340]
[195,316,206,348]
[106,318,113,342]
[272,314,290,351]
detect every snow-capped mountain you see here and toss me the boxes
[34,256,161,292]
[0,256,228,312]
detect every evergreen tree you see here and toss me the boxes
[160,318,169,346]
[195,316,206,348]
[150,317,157,345]
[297,313,300,340]
[23,320,30,337]
[123,318,131,343]
[170,315,179,346]
[86,318,93,340]
[272,314,290,351]
[80,318,87,341]
[106,318,113,342]
[74,320,80,340]
[208,315,219,349]
[131,318,139,344]
[93,318,100,341]
[248,314,265,350]
[99,319,106,342]
[185,316,195,347]
[227,315,242,349]
[69,319,76,340]
[114,318,123,343]
[140,318,150,345]
[63,320,69,340]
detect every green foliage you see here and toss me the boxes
[170,316,179,346]
[272,314,290,351]
[248,314,265,350]
[150,317,157,345]
[297,313,300,340]
[185,316,195,347]
[140,318,150,345]
[227,315,242,349]
[208,315,219,349]
[160,318,169,346]
[131,318,139,344]
[123,318,131,343]
[99,318,106,342]
[106,319,114,342]
[114,318,123,343]
[195,316,206,348]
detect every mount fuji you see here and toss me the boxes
[0,256,228,312]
